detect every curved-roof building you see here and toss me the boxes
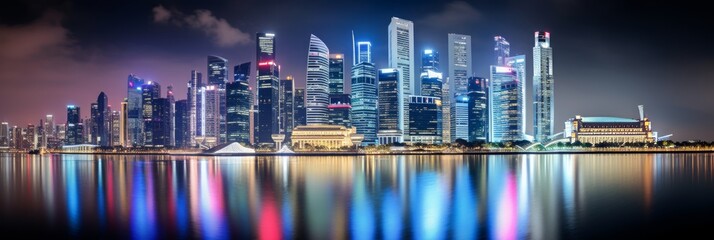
[565,115,654,144]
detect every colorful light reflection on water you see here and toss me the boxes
[2,153,714,239]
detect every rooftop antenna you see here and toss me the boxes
[638,105,644,120]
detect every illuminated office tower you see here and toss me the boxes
[506,55,526,137]
[306,34,330,125]
[489,66,523,142]
[420,70,442,98]
[329,54,344,94]
[421,49,439,72]
[533,31,554,142]
[120,100,128,147]
[0,122,9,149]
[408,96,442,144]
[66,105,82,145]
[280,75,295,141]
[226,62,252,145]
[388,17,414,137]
[198,85,221,147]
[467,77,489,142]
[110,110,120,146]
[356,41,372,65]
[451,94,469,142]
[167,85,175,146]
[328,94,351,128]
[126,74,145,147]
[351,62,377,145]
[141,81,160,146]
[207,55,228,143]
[174,99,189,148]
[91,92,109,146]
[188,70,202,146]
[294,88,306,127]
[448,34,472,95]
[494,35,510,65]
[442,77,452,143]
[256,32,279,146]
[377,68,404,145]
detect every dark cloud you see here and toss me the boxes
[152,5,251,47]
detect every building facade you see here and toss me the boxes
[174,99,189,148]
[494,35,510,65]
[351,62,378,145]
[328,94,351,128]
[408,95,442,144]
[489,66,523,142]
[280,76,295,142]
[226,69,252,145]
[188,70,202,146]
[291,124,363,150]
[294,88,307,127]
[66,105,82,145]
[533,31,555,142]
[565,116,654,144]
[388,17,415,139]
[377,68,404,145]
[329,54,344,94]
[141,81,160,146]
[127,74,144,147]
[306,34,330,125]
[467,77,489,142]
[207,55,228,143]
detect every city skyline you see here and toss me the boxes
[0,1,711,140]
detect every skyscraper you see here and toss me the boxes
[226,62,252,145]
[351,61,378,145]
[188,70,202,146]
[207,55,228,144]
[388,17,414,138]
[120,100,128,147]
[151,98,171,147]
[377,68,403,144]
[329,54,344,94]
[356,41,372,65]
[294,88,307,127]
[408,96,442,144]
[489,66,523,142]
[256,38,280,145]
[198,85,221,147]
[506,55,526,137]
[306,34,330,125]
[91,92,109,146]
[467,77,488,142]
[280,76,295,142]
[110,110,120,146]
[420,70,443,98]
[533,31,554,142]
[328,93,351,128]
[421,49,439,72]
[174,99,189,148]
[142,81,160,146]
[167,85,175,146]
[451,94,469,142]
[0,122,9,149]
[66,105,82,145]
[448,33,472,95]
[127,74,144,147]
[494,36,510,66]
[442,77,452,143]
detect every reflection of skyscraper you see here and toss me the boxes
[467,77,488,141]
[533,31,554,142]
[227,62,252,145]
[306,34,330,125]
[351,62,377,145]
[127,74,144,147]
[489,66,523,142]
[389,17,415,139]
[377,68,403,144]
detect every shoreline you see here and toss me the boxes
[3,149,714,156]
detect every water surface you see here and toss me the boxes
[2,153,714,239]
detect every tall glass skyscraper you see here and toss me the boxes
[494,36,510,66]
[351,61,377,145]
[489,66,523,142]
[294,88,306,127]
[448,34,472,144]
[280,76,295,142]
[421,49,439,72]
[328,94,351,128]
[506,55,526,136]
[467,77,489,142]
[389,17,414,138]
[141,81,160,146]
[451,94,469,142]
[226,62,252,145]
[306,34,330,125]
[65,105,82,145]
[174,99,189,148]
[377,68,403,144]
[408,96,442,144]
[420,70,442,98]
[91,92,109,146]
[329,54,344,94]
[356,42,372,65]
[198,85,221,146]
[207,55,228,144]
[126,74,144,147]
[533,31,554,142]
[187,70,202,146]
[151,98,171,147]
[256,33,279,146]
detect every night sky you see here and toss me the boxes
[0,0,711,141]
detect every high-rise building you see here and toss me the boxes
[377,68,403,144]
[533,31,554,142]
[167,85,175,146]
[127,74,145,147]
[388,17,415,138]
[227,62,252,145]
[0,122,9,149]
[110,110,121,146]
[408,96,442,144]
[350,61,378,145]
[207,55,228,144]
[120,100,128,147]
[329,54,344,94]
[448,33,472,96]
[43,115,55,147]
[280,76,295,142]
[328,94,351,128]
[142,81,160,146]
[506,55,526,136]
[66,105,82,145]
[421,49,439,72]
[494,36,510,66]
[256,57,280,145]
[198,85,221,147]
[356,41,372,65]
[451,94,469,142]
[442,77,452,143]
[174,99,189,148]
[420,70,442,98]
[151,98,171,147]
[91,92,109,146]
[467,77,488,142]
[294,88,307,127]
[188,70,202,146]
[257,33,276,63]
[306,34,330,125]
[489,66,523,142]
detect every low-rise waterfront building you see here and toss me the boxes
[291,124,363,149]
[565,115,655,144]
